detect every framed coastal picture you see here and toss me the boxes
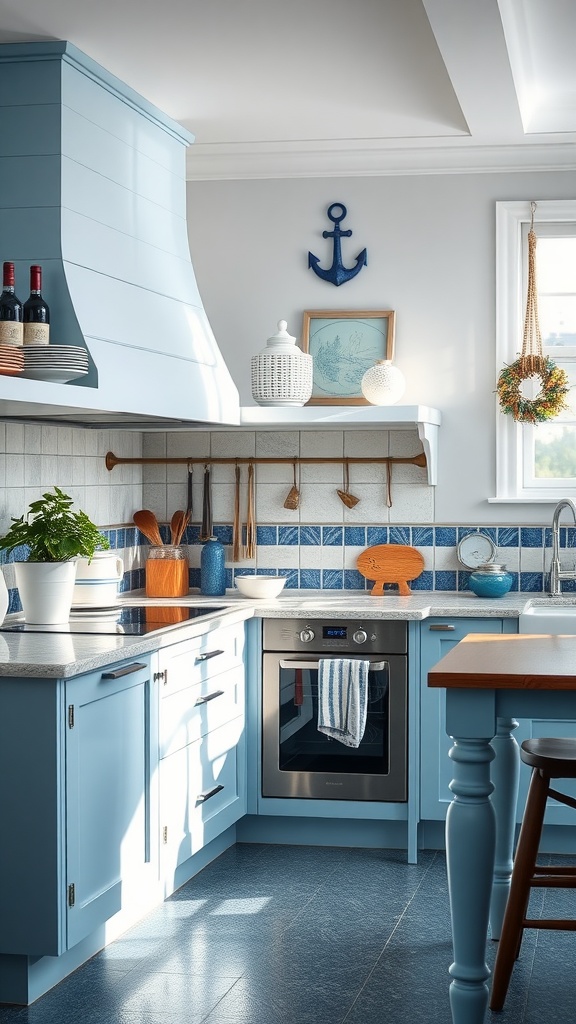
[301,309,396,405]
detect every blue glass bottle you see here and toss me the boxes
[200,536,226,596]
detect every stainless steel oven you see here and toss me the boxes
[262,618,407,802]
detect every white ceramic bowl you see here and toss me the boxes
[235,575,286,599]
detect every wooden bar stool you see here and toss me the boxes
[490,737,576,1012]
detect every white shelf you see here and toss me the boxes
[238,404,441,485]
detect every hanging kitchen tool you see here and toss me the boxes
[336,461,360,508]
[244,462,256,559]
[384,462,392,509]
[133,509,164,546]
[199,464,212,541]
[232,463,243,562]
[356,543,424,596]
[283,461,300,510]
[182,462,193,535]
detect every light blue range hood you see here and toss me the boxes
[0,40,240,428]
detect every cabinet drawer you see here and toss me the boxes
[159,665,244,757]
[160,715,245,863]
[159,623,244,700]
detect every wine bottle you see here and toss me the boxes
[23,265,50,346]
[0,262,23,346]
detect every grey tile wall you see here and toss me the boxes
[0,424,570,604]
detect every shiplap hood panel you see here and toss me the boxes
[0,41,240,428]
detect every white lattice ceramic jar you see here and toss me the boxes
[360,359,406,405]
[251,320,313,407]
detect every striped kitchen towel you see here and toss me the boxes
[317,658,370,748]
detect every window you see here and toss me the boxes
[495,200,576,502]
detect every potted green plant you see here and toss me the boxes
[0,487,109,624]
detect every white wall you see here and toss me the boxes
[186,170,576,524]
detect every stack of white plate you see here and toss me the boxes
[0,345,24,376]
[20,344,89,383]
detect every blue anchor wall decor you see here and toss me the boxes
[308,203,367,287]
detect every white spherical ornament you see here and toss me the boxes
[361,360,406,405]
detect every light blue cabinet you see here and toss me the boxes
[0,657,154,962]
[65,659,156,949]
[419,617,518,821]
[0,617,248,1005]
[155,621,247,892]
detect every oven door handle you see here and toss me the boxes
[279,659,387,672]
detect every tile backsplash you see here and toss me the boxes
[0,423,571,604]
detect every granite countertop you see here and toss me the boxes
[0,589,570,678]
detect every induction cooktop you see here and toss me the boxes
[0,605,227,636]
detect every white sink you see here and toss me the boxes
[519,600,576,634]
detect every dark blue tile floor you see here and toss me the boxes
[0,844,574,1023]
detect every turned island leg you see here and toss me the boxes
[489,717,520,939]
[445,734,496,1024]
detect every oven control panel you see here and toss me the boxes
[263,618,407,654]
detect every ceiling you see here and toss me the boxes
[0,0,574,179]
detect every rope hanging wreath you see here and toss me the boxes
[497,202,570,424]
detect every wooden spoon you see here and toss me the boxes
[170,510,186,546]
[133,509,164,546]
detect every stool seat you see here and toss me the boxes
[522,737,576,776]
[490,737,576,1012]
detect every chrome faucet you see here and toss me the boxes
[550,498,576,595]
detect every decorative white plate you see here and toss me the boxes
[19,367,89,383]
[457,532,497,569]
[69,605,122,617]
[23,359,88,367]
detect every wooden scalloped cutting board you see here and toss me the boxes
[356,544,425,596]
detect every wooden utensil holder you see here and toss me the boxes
[145,546,189,597]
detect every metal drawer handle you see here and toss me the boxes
[194,689,225,706]
[428,624,456,631]
[279,659,386,671]
[102,662,147,679]
[196,784,224,805]
[195,649,225,663]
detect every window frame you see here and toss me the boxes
[494,199,576,503]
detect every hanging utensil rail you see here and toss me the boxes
[108,451,426,508]
[106,452,427,470]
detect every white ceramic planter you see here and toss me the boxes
[15,560,77,624]
[73,551,124,607]
[0,568,8,624]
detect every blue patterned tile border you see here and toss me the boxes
[344,526,366,546]
[521,527,543,548]
[520,571,544,592]
[300,526,321,546]
[411,570,433,591]
[279,526,299,546]
[389,526,411,545]
[367,526,388,546]
[434,570,457,591]
[344,568,367,590]
[115,518,567,595]
[257,526,277,545]
[435,527,457,547]
[322,526,343,546]
[322,569,344,589]
[497,527,519,547]
[412,527,433,546]
[300,568,321,589]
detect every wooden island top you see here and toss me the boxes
[427,632,576,690]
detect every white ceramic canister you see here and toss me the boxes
[72,550,124,607]
[251,320,313,407]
